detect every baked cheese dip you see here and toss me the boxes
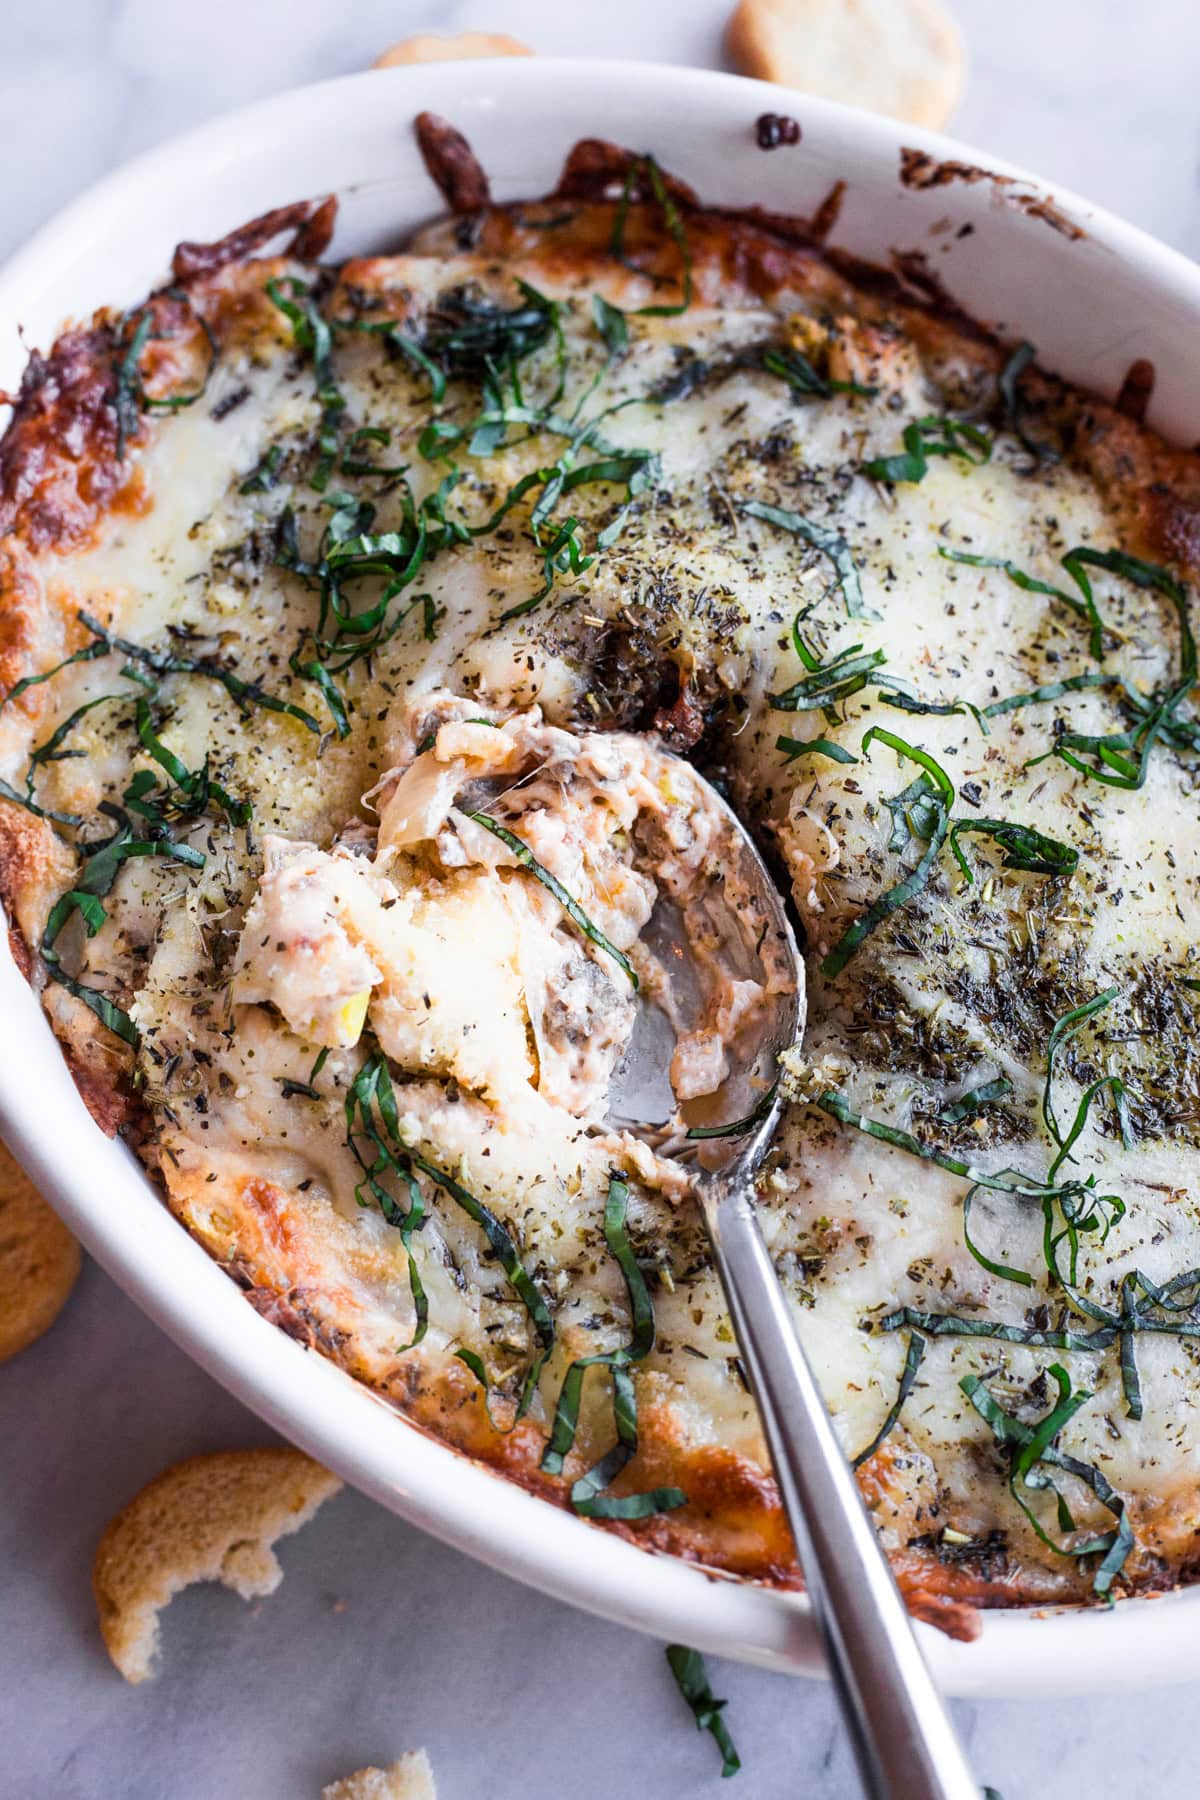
[4,120,1200,1638]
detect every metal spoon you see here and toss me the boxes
[609,753,979,1800]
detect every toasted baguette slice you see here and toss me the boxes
[323,1751,437,1800]
[0,1141,81,1361]
[373,33,531,68]
[93,1446,341,1683]
[727,0,965,130]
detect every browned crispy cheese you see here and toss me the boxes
[4,138,1200,1631]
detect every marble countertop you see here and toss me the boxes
[5,3,1200,1795]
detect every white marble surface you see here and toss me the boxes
[4,3,1200,1795]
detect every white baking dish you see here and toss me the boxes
[3,58,1198,1698]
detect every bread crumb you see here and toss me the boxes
[727,0,964,131]
[0,1141,81,1362]
[373,33,531,69]
[92,1447,341,1682]
[322,1750,437,1800]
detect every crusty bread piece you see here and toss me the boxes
[92,1447,341,1683]
[727,0,964,130]
[322,1752,437,1800]
[0,1140,81,1361]
[373,33,531,69]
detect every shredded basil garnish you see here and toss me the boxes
[239,443,284,494]
[665,1646,741,1779]
[74,610,322,733]
[878,690,990,737]
[591,294,629,357]
[466,811,638,989]
[769,638,888,715]
[948,818,1078,883]
[412,1143,555,1418]
[961,1363,1134,1600]
[345,1048,555,1395]
[126,697,251,828]
[776,733,858,765]
[113,294,216,458]
[741,499,873,620]
[820,728,954,979]
[937,1077,1013,1126]
[540,1172,682,1524]
[1042,987,1125,1167]
[686,1081,780,1140]
[41,825,205,1044]
[276,479,469,683]
[422,278,561,383]
[997,339,1059,466]
[334,316,448,405]
[864,416,992,484]
[344,1052,429,1351]
[266,276,345,490]
[761,344,876,401]
[610,156,693,319]
[820,727,1076,979]
[939,545,1108,661]
[851,1328,926,1468]
[279,1046,329,1102]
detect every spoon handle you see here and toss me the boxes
[704,1174,980,1800]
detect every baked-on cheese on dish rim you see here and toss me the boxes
[3,118,1200,1641]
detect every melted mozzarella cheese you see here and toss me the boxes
[8,237,1200,1592]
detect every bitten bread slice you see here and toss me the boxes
[323,1751,437,1800]
[727,0,965,130]
[0,1140,81,1361]
[93,1447,341,1682]
[373,33,531,68]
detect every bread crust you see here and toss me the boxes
[0,1140,80,1360]
[92,1446,341,1682]
[726,0,965,132]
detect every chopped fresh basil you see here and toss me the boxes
[239,443,284,494]
[937,1077,1013,1127]
[851,1328,926,1468]
[820,727,954,979]
[126,697,251,827]
[761,344,876,401]
[948,817,1077,883]
[864,416,991,484]
[686,1081,780,1140]
[113,294,216,458]
[741,499,873,620]
[591,293,629,356]
[539,1173,683,1519]
[776,733,858,765]
[344,1052,428,1351]
[41,826,205,1044]
[961,1363,1134,1600]
[665,1645,741,1779]
[611,156,693,318]
[997,339,1059,466]
[467,811,638,988]
[770,640,888,715]
[266,276,345,489]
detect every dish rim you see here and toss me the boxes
[3,55,1200,1698]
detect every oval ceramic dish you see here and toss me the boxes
[4,58,1200,1697]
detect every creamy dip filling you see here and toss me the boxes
[233,691,781,1167]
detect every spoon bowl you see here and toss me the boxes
[607,749,804,1176]
[609,745,979,1800]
